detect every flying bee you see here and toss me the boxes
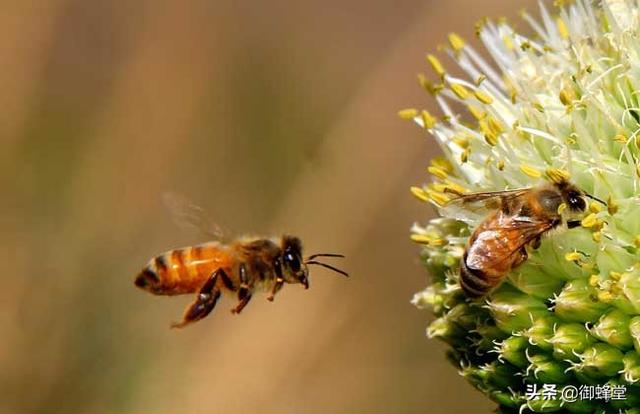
[134,195,348,328]
[444,180,604,299]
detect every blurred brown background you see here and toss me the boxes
[2,1,534,413]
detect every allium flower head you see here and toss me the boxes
[405,0,640,411]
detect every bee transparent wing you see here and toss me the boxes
[162,192,229,241]
[465,214,554,270]
[439,187,531,223]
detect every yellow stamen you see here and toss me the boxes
[450,83,470,99]
[410,186,429,202]
[634,235,640,248]
[452,136,469,149]
[581,213,598,228]
[421,110,438,128]
[398,108,418,119]
[559,88,574,106]
[520,164,542,178]
[461,149,470,163]
[467,105,485,120]
[589,202,602,214]
[427,190,450,206]
[588,274,599,287]
[607,196,618,215]
[496,160,505,171]
[474,90,494,104]
[614,134,627,143]
[556,17,569,39]
[592,231,601,243]
[565,251,581,262]
[426,54,445,79]
[609,271,622,281]
[545,168,570,184]
[557,203,567,214]
[444,181,467,195]
[448,33,465,51]
[428,166,448,179]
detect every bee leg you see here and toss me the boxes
[512,247,528,268]
[231,289,252,314]
[531,236,542,250]
[231,263,252,314]
[567,220,581,229]
[267,278,284,302]
[170,269,223,329]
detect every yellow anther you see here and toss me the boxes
[502,34,514,50]
[559,88,574,106]
[461,149,470,163]
[520,164,542,178]
[520,41,531,51]
[496,160,505,171]
[589,202,603,214]
[421,110,438,128]
[430,157,453,172]
[467,105,486,120]
[450,83,470,99]
[474,90,494,104]
[426,54,445,79]
[410,186,429,202]
[609,271,622,281]
[565,251,581,262]
[448,33,465,51]
[475,75,486,85]
[428,166,448,179]
[607,196,618,215]
[556,17,569,39]
[444,181,467,195]
[634,235,640,248]
[581,213,598,228]
[398,108,418,119]
[452,136,469,149]
[557,203,567,214]
[410,234,446,246]
[545,168,570,184]
[597,291,614,303]
[487,117,504,135]
[592,231,601,243]
[614,134,627,143]
[484,131,498,146]
[588,274,599,287]
[427,190,450,206]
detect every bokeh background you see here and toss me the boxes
[2,1,537,413]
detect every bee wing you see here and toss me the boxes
[465,215,553,272]
[162,192,229,241]
[440,188,531,223]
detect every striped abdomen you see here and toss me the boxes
[134,242,233,295]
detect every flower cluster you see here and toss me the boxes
[405,0,640,412]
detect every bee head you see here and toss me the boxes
[281,235,309,288]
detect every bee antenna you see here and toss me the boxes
[306,253,345,260]
[305,260,349,277]
[585,193,607,206]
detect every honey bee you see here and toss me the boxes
[134,195,347,328]
[445,180,603,298]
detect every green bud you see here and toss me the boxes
[622,351,640,384]
[498,336,529,369]
[620,270,640,314]
[526,353,570,384]
[590,309,633,349]
[630,316,640,353]
[549,323,595,362]
[573,343,625,379]
[554,279,609,323]
[523,316,557,351]
[487,288,548,334]
[509,266,562,299]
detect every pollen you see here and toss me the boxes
[565,251,582,262]
[556,17,569,39]
[411,233,446,246]
[398,108,418,120]
[607,196,618,215]
[421,110,438,129]
[450,83,470,99]
[467,105,486,120]
[448,33,465,51]
[427,190,450,206]
[546,168,570,183]
[410,186,429,202]
[520,164,542,178]
[474,90,494,104]
[426,54,446,79]
[589,202,603,214]
[581,213,598,228]
[557,203,567,214]
[428,166,449,179]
